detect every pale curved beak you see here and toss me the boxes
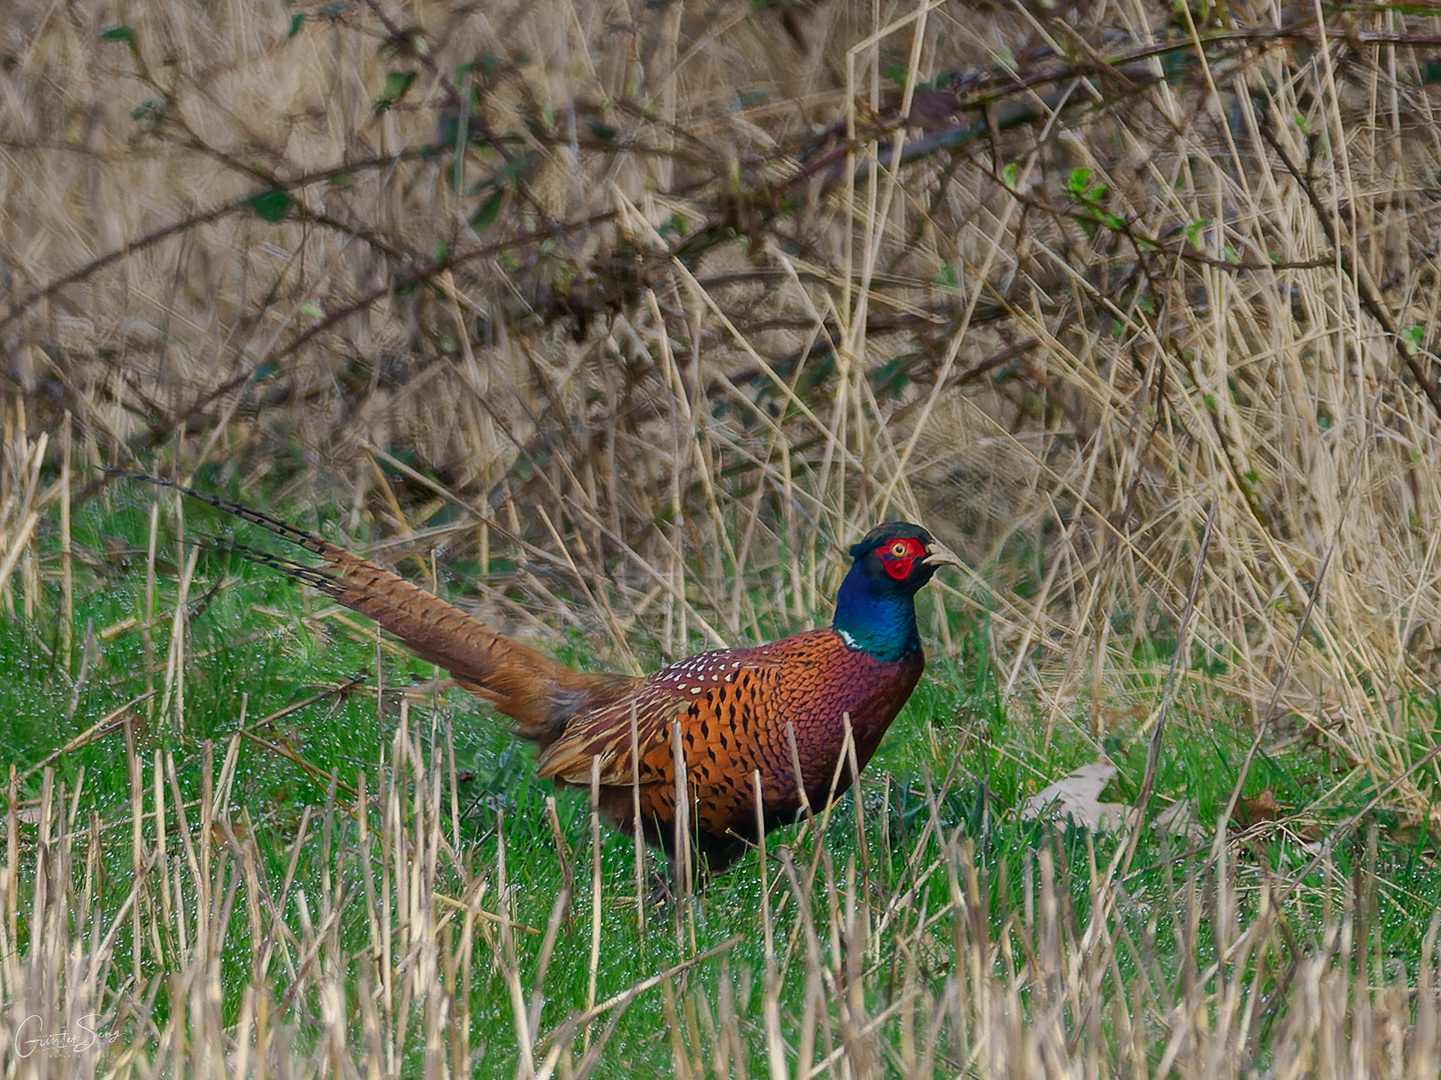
[923,540,963,569]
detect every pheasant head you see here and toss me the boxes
[832,522,961,663]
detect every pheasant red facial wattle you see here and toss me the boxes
[139,477,960,878]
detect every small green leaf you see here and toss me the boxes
[287,13,306,40]
[493,152,540,184]
[130,98,170,134]
[297,301,324,319]
[929,262,958,289]
[470,188,505,232]
[373,70,417,115]
[872,354,913,399]
[101,24,137,50]
[248,189,294,222]
[1184,218,1208,250]
[1401,325,1425,356]
[1001,162,1018,188]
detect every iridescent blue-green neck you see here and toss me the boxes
[832,565,922,664]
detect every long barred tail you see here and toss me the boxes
[123,473,633,743]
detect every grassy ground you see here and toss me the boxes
[4,488,1441,1076]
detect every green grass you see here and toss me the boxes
[5,489,1441,1076]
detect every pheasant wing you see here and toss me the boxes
[536,645,791,787]
[535,680,687,786]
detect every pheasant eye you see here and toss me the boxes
[890,542,909,556]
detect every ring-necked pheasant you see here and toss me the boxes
[137,477,959,875]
